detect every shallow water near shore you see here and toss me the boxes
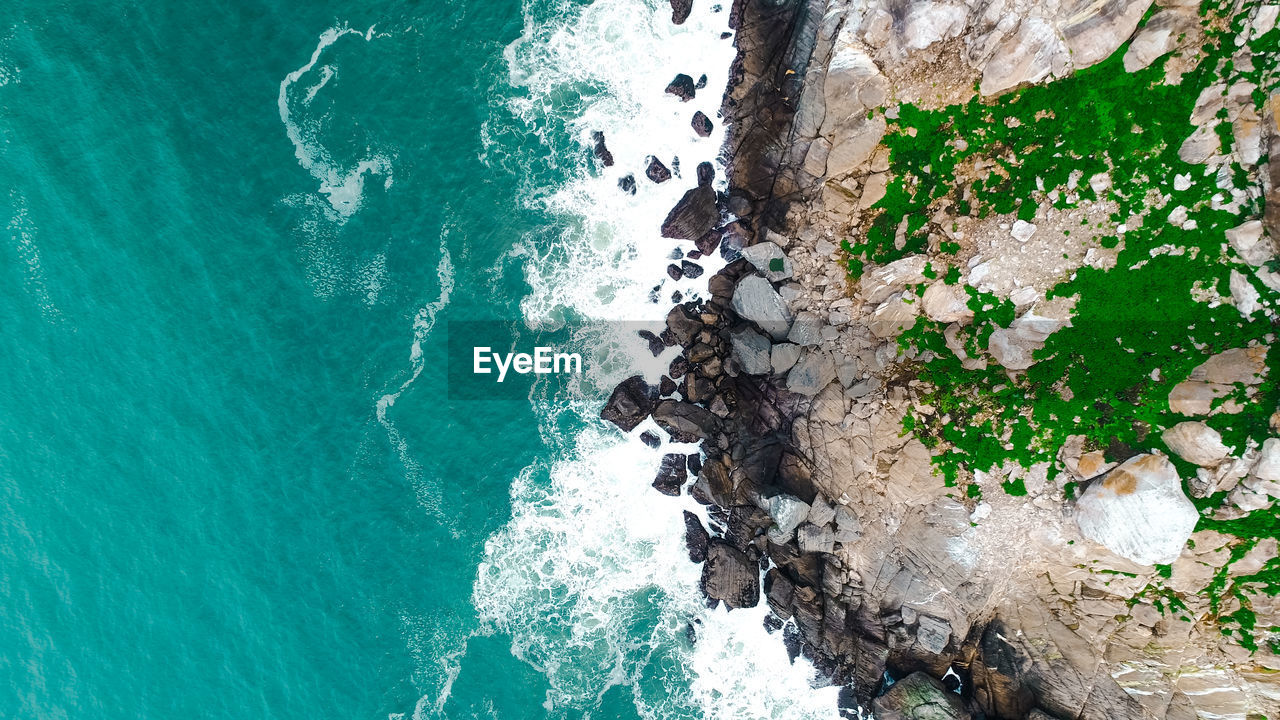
[0,1,841,718]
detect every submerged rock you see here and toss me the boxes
[1075,453,1198,566]
[590,130,613,167]
[618,174,636,195]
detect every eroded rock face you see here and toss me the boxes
[1075,454,1198,566]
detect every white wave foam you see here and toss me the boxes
[376,235,455,518]
[472,0,847,717]
[278,25,393,220]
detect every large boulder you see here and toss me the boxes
[741,241,792,282]
[1060,0,1155,70]
[980,17,1069,96]
[732,275,794,340]
[700,541,760,609]
[653,453,688,496]
[652,400,717,442]
[987,311,1065,370]
[1075,453,1198,566]
[786,348,838,396]
[669,0,691,25]
[731,327,773,376]
[660,185,719,240]
[600,376,657,432]
[683,511,709,563]
[872,672,970,720]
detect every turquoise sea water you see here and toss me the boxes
[0,2,842,718]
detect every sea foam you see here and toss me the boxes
[472,0,844,717]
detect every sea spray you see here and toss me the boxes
[471,0,844,717]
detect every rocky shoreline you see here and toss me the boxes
[604,1,1280,718]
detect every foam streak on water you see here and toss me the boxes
[472,1,843,717]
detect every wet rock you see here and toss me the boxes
[637,329,666,357]
[667,264,683,280]
[692,110,713,137]
[659,375,677,397]
[590,130,614,167]
[660,185,719,240]
[1075,453,1199,566]
[669,0,691,25]
[732,275,793,340]
[645,156,672,184]
[683,510,709,562]
[695,74,707,90]
[601,375,658,432]
[665,305,703,347]
[680,260,703,279]
[653,453,688,496]
[786,349,837,397]
[741,241,792,282]
[639,431,661,449]
[731,327,773,376]
[686,453,701,475]
[652,400,718,442]
[696,161,715,187]
[701,541,759,609]
[618,174,636,194]
[872,672,970,720]
[1163,421,1232,467]
[665,73,697,101]
[765,567,796,619]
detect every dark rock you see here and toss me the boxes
[765,567,796,619]
[695,73,708,89]
[670,0,692,24]
[767,539,823,588]
[726,194,751,217]
[590,130,614,167]
[659,375,678,397]
[725,505,772,552]
[665,305,703,346]
[680,260,704,279]
[637,329,666,357]
[694,228,721,255]
[646,156,672,183]
[661,185,719,240]
[639,431,661,449]
[667,263,684,280]
[791,584,824,640]
[696,161,715,186]
[671,291,683,303]
[665,73,697,101]
[692,111,714,137]
[684,510,709,562]
[653,399,718,442]
[777,451,817,503]
[600,375,658,432]
[763,613,784,633]
[700,541,759,609]
[686,453,702,475]
[783,622,803,662]
[648,285,661,303]
[697,459,733,501]
[671,156,681,177]
[872,672,970,720]
[686,249,703,259]
[669,355,691,379]
[707,271,734,300]
[682,373,716,404]
[653,453,688,496]
[618,174,636,195]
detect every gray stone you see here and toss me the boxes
[732,275,793,341]
[771,343,802,374]
[731,327,773,376]
[787,311,823,346]
[741,241,793,282]
[834,506,862,543]
[807,496,836,526]
[1226,220,1270,266]
[796,523,835,554]
[916,615,952,655]
[1061,0,1155,70]
[787,348,838,396]
[701,542,759,609]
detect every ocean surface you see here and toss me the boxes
[0,1,843,718]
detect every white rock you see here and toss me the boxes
[859,172,890,209]
[1226,220,1269,266]
[981,17,1069,96]
[862,255,929,304]
[1060,0,1156,70]
[833,506,862,542]
[1178,123,1220,164]
[987,311,1065,370]
[1230,269,1261,317]
[1012,219,1038,242]
[869,292,919,339]
[1174,173,1193,191]
[921,282,973,323]
[732,275,793,341]
[731,327,774,376]
[1253,438,1280,483]
[1075,453,1199,566]
[826,116,887,179]
[1122,10,1187,72]
[1163,421,1232,467]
